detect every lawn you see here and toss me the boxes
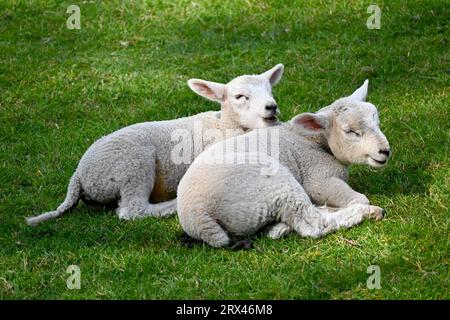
[0,0,448,299]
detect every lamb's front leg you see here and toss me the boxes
[293,204,385,238]
[303,177,369,208]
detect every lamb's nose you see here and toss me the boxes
[265,104,278,113]
[379,148,391,157]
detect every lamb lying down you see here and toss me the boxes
[177,80,391,248]
[26,64,284,226]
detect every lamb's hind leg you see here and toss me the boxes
[117,199,177,220]
[115,173,176,220]
[190,214,231,248]
[293,204,385,238]
[263,222,293,239]
[116,187,150,220]
[115,149,177,219]
[146,198,177,218]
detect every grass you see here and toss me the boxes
[0,0,448,299]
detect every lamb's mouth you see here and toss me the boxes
[263,115,279,123]
[369,157,387,166]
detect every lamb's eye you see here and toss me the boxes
[345,129,361,137]
[235,94,248,100]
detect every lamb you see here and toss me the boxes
[26,64,285,226]
[177,80,391,248]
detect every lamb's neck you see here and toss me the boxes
[303,132,332,153]
[279,123,349,183]
[302,132,350,172]
[218,103,247,137]
[197,106,246,152]
[283,122,332,154]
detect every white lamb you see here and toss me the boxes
[26,64,284,226]
[177,80,391,248]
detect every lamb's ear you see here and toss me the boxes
[348,79,369,101]
[291,113,329,133]
[188,79,225,102]
[260,64,284,86]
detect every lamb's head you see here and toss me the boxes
[291,80,391,168]
[187,64,284,130]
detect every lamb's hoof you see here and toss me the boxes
[117,207,133,220]
[230,239,253,251]
[178,232,203,248]
[367,205,385,221]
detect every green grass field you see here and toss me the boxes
[0,0,448,299]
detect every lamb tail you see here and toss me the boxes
[26,174,82,226]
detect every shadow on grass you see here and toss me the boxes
[351,161,434,196]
